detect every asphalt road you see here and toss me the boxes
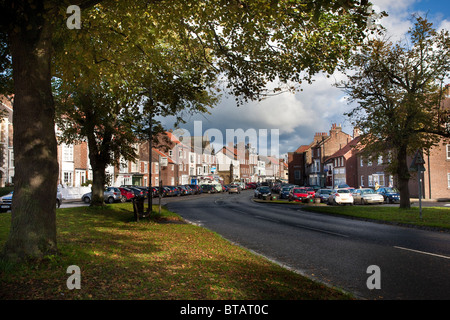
[164,190,450,300]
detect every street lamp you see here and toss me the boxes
[147,86,153,215]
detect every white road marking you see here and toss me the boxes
[394,246,450,260]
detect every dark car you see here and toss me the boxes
[314,189,333,203]
[254,186,272,199]
[162,186,174,197]
[187,184,202,195]
[177,185,191,196]
[377,187,400,204]
[279,185,295,199]
[200,184,216,194]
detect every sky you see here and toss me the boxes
[158,0,450,159]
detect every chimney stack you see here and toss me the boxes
[353,127,361,139]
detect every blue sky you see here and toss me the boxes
[160,0,450,157]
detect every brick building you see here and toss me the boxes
[408,141,450,200]
[288,144,310,186]
[324,136,361,188]
[288,124,353,187]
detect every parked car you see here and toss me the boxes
[184,185,194,195]
[377,187,400,204]
[327,188,354,205]
[353,188,384,205]
[254,186,272,199]
[314,189,333,203]
[228,184,241,194]
[118,187,135,202]
[246,182,257,189]
[201,184,216,194]
[187,184,202,195]
[335,183,351,189]
[304,187,316,197]
[279,185,296,199]
[134,186,150,198]
[177,185,191,196]
[121,185,146,198]
[81,187,122,204]
[0,191,63,212]
[56,191,63,208]
[288,187,310,202]
[271,183,282,193]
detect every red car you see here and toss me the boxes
[288,187,310,202]
[304,187,316,197]
[246,182,258,189]
[118,187,135,202]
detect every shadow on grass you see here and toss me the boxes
[0,203,350,300]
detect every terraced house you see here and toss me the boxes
[288,117,450,200]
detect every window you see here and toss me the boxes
[63,171,73,186]
[360,175,364,187]
[379,174,385,186]
[368,175,373,187]
[62,144,73,162]
[448,173,450,188]
[9,150,14,168]
[378,155,383,165]
[447,145,450,160]
[360,158,364,167]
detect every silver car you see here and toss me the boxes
[353,188,384,205]
[0,191,63,212]
[228,184,241,194]
[81,187,122,204]
[314,189,333,203]
[56,191,63,208]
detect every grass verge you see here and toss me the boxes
[301,204,450,231]
[0,203,351,300]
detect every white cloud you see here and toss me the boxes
[160,0,449,156]
[438,19,450,32]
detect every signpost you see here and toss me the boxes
[409,150,426,219]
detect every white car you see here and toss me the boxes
[353,188,384,205]
[328,188,354,205]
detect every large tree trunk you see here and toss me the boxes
[90,161,107,206]
[87,132,109,207]
[2,5,59,261]
[397,146,411,209]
